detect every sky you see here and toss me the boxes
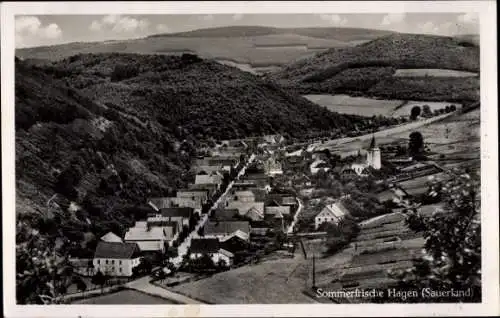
[15,13,479,48]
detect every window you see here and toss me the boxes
[97,260,100,264]
[119,260,122,265]
[105,260,108,264]
[111,260,115,264]
[119,268,122,273]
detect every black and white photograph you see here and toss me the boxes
[1,1,498,317]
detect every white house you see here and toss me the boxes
[93,241,141,277]
[189,238,234,267]
[315,200,351,229]
[310,159,331,175]
[124,221,175,253]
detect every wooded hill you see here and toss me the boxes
[266,33,480,102]
[15,53,365,258]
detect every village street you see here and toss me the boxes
[121,154,256,304]
[287,197,303,234]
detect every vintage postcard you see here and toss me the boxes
[1,1,498,317]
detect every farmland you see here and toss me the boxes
[16,26,394,72]
[303,94,403,117]
[393,68,478,77]
[169,239,354,304]
[303,94,464,118]
[316,213,425,302]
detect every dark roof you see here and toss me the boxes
[212,209,239,221]
[94,241,140,259]
[205,221,250,234]
[159,207,194,218]
[250,220,269,228]
[190,238,220,254]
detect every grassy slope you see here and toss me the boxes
[16,26,394,66]
[267,33,480,102]
[15,53,359,251]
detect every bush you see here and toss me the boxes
[110,63,139,82]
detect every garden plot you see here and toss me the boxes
[393,69,478,78]
[303,94,403,117]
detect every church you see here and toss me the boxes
[346,135,381,177]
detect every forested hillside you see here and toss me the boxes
[15,53,363,265]
[267,33,480,102]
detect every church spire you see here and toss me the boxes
[369,134,376,149]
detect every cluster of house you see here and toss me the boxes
[187,155,299,267]
[82,134,288,277]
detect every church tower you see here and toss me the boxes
[366,135,381,170]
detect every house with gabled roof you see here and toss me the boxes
[204,221,250,241]
[226,201,265,221]
[124,221,175,253]
[176,189,209,209]
[156,207,196,227]
[148,197,200,211]
[194,171,223,187]
[265,205,291,217]
[100,232,123,243]
[189,238,234,267]
[93,241,141,277]
[315,200,351,229]
[188,183,219,199]
[211,208,240,221]
[232,190,256,202]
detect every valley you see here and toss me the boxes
[14,23,481,306]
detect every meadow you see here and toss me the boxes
[302,94,403,117]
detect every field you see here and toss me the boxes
[303,94,403,117]
[303,94,464,119]
[170,239,354,304]
[72,289,176,304]
[390,108,480,171]
[316,213,425,301]
[17,26,393,69]
[393,69,478,77]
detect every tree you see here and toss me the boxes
[422,105,432,117]
[410,106,421,120]
[408,131,424,157]
[91,270,107,293]
[74,276,87,295]
[16,225,75,304]
[390,171,481,302]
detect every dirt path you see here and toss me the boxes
[313,111,458,151]
[125,276,203,304]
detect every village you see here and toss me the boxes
[61,101,479,304]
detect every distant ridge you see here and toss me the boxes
[148,25,396,41]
